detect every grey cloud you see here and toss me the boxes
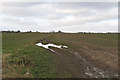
[1,2,118,32]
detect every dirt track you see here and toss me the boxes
[39,34,118,78]
[49,47,118,78]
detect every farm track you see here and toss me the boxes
[39,34,118,78]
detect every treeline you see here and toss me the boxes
[1,30,33,33]
[2,30,21,33]
[78,32,118,34]
[1,30,63,33]
[1,30,118,34]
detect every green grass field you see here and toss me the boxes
[2,33,118,78]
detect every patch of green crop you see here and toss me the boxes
[5,44,72,78]
[2,33,118,78]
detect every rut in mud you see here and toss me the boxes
[48,48,118,78]
[36,35,118,78]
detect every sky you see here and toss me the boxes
[0,2,118,33]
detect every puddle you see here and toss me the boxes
[36,43,68,49]
[66,49,118,78]
[84,66,108,78]
[113,74,118,77]
[62,46,68,48]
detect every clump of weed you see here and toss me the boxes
[17,55,31,66]
[9,50,32,66]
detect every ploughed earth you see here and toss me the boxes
[36,34,118,78]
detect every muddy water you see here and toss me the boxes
[36,43,68,49]
[66,49,118,78]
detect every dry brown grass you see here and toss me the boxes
[2,51,33,78]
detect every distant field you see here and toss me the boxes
[2,33,118,78]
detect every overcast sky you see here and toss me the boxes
[0,2,118,32]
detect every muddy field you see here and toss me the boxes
[2,33,118,78]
